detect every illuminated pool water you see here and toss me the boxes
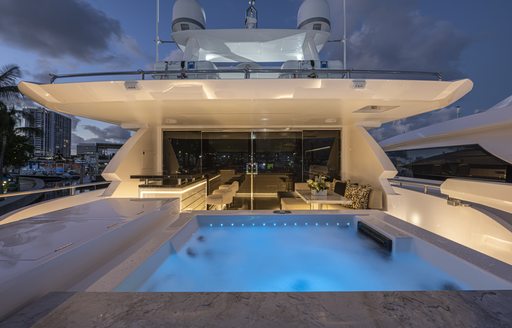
[117,216,469,292]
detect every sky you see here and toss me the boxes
[1,0,511,147]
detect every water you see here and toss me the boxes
[127,222,466,292]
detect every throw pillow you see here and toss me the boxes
[350,185,372,210]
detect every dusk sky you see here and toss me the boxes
[1,0,511,146]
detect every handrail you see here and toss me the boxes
[0,182,110,199]
[389,178,442,195]
[49,68,443,83]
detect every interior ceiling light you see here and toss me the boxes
[325,118,337,123]
[164,118,178,124]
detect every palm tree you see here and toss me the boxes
[0,65,35,178]
[0,65,21,100]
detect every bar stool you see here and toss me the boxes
[207,190,232,210]
[213,189,234,205]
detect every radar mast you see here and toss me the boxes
[245,0,258,29]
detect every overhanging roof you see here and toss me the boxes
[19,78,473,129]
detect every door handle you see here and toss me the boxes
[246,163,258,175]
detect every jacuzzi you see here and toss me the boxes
[106,211,512,293]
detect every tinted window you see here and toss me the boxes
[303,130,341,179]
[163,131,202,175]
[387,144,512,183]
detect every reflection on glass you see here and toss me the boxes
[201,132,251,174]
[387,144,512,182]
[163,131,202,175]
[303,130,341,180]
[252,132,302,194]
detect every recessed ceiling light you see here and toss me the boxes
[325,118,337,124]
[261,118,269,121]
[164,118,178,124]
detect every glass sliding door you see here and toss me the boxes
[202,132,252,209]
[163,130,341,210]
[251,131,302,209]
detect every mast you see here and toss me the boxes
[245,0,258,29]
[343,0,347,69]
[155,0,160,62]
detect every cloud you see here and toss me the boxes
[72,132,86,145]
[323,0,469,79]
[82,125,132,143]
[0,0,125,63]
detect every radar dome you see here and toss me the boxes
[297,0,331,32]
[172,0,206,32]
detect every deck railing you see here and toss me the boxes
[49,68,443,83]
[0,182,110,199]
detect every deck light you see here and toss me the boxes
[124,81,139,90]
[352,80,366,89]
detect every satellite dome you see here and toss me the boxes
[172,0,206,32]
[297,0,331,32]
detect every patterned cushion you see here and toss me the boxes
[349,185,372,210]
[343,181,359,202]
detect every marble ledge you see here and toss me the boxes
[2,290,511,328]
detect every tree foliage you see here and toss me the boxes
[0,65,35,174]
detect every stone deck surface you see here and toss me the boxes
[1,291,511,328]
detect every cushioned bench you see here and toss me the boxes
[280,181,384,211]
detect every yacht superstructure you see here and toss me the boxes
[1,0,511,325]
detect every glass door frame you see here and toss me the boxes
[163,128,341,210]
[201,129,304,210]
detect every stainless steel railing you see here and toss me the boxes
[0,182,110,199]
[49,68,443,83]
[388,178,442,195]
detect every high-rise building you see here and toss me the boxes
[23,107,72,158]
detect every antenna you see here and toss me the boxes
[245,0,258,29]
[342,0,347,70]
[156,0,160,63]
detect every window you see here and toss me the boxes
[387,144,512,183]
[303,130,341,180]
